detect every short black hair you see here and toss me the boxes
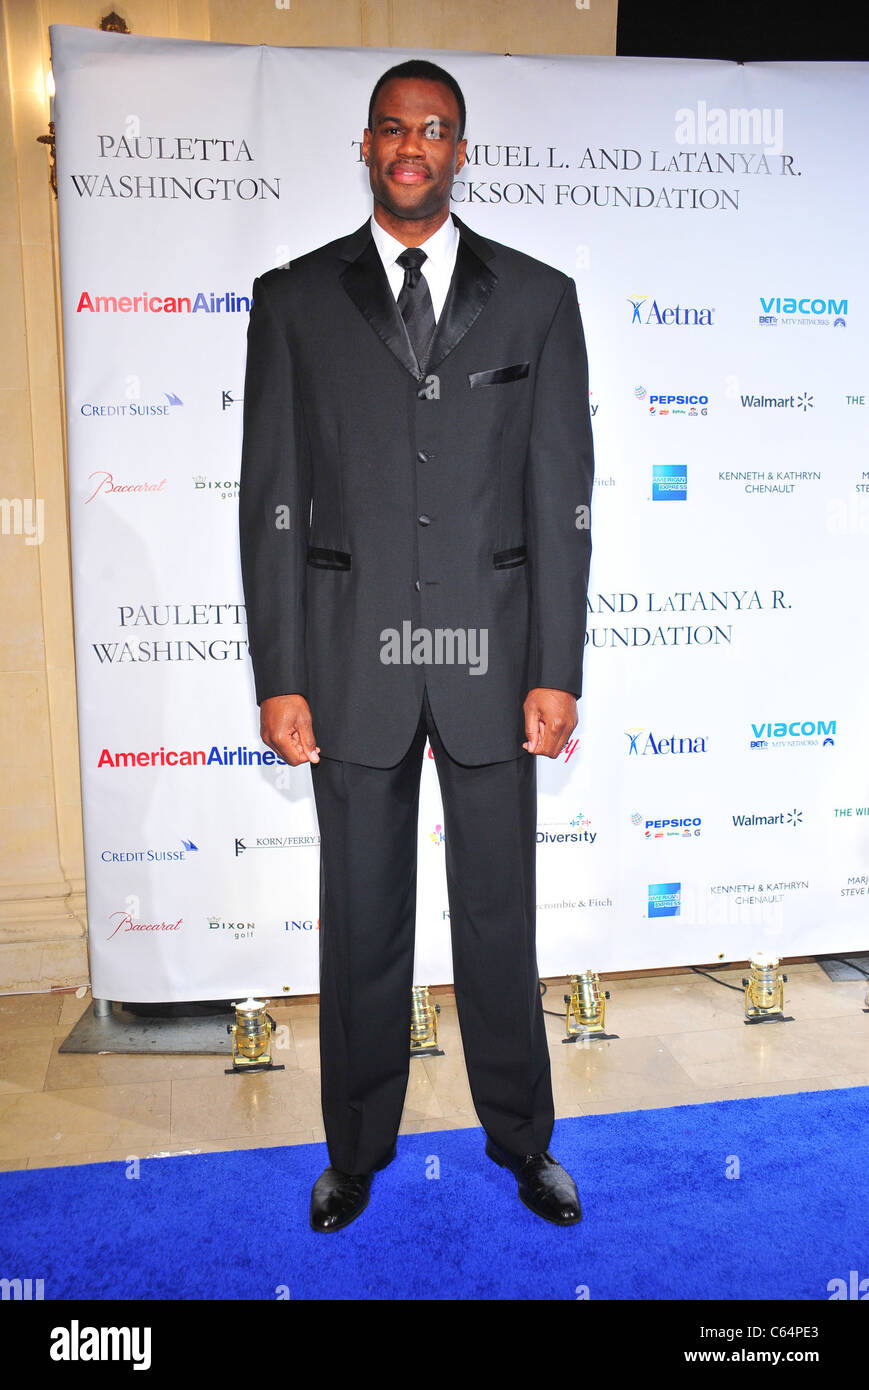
[367,60,466,140]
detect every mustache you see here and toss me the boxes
[388,161,431,176]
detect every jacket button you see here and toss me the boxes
[414,580,421,591]
[417,450,430,463]
[418,514,431,526]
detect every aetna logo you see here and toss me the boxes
[626,729,707,755]
[629,296,714,326]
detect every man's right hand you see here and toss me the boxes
[260,694,320,766]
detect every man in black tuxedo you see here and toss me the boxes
[239,59,594,1231]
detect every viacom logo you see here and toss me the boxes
[750,719,836,749]
[758,296,847,328]
[648,882,681,918]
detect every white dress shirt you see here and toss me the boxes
[369,212,459,324]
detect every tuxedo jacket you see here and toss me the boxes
[239,213,594,767]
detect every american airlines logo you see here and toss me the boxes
[76,289,252,315]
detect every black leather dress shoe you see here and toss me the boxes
[309,1143,397,1233]
[485,1137,583,1225]
[309,1166,372,1232]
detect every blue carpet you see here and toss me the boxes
[1,1087,867,1300]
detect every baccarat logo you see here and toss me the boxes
[107,910,182,941]
[85,470,167,503]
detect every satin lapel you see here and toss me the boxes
[339,235,419,379]
[425,231,498,375]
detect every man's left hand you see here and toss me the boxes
[523,688,577,758]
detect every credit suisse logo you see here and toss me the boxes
[80,392,183,419]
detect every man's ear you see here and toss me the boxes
[362,128,371,165]
[455,136,467,174]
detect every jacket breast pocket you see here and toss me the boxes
[307,546,351,571]
[468,362,530,388]
[493,546,527,570]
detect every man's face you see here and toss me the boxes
[362,77,467,224]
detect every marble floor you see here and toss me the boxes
[0,961,867,1171]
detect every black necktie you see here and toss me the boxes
[396,248,436,374]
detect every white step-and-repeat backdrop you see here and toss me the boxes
[50,26,869,1000]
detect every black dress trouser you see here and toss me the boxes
[309,686,555,1174]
